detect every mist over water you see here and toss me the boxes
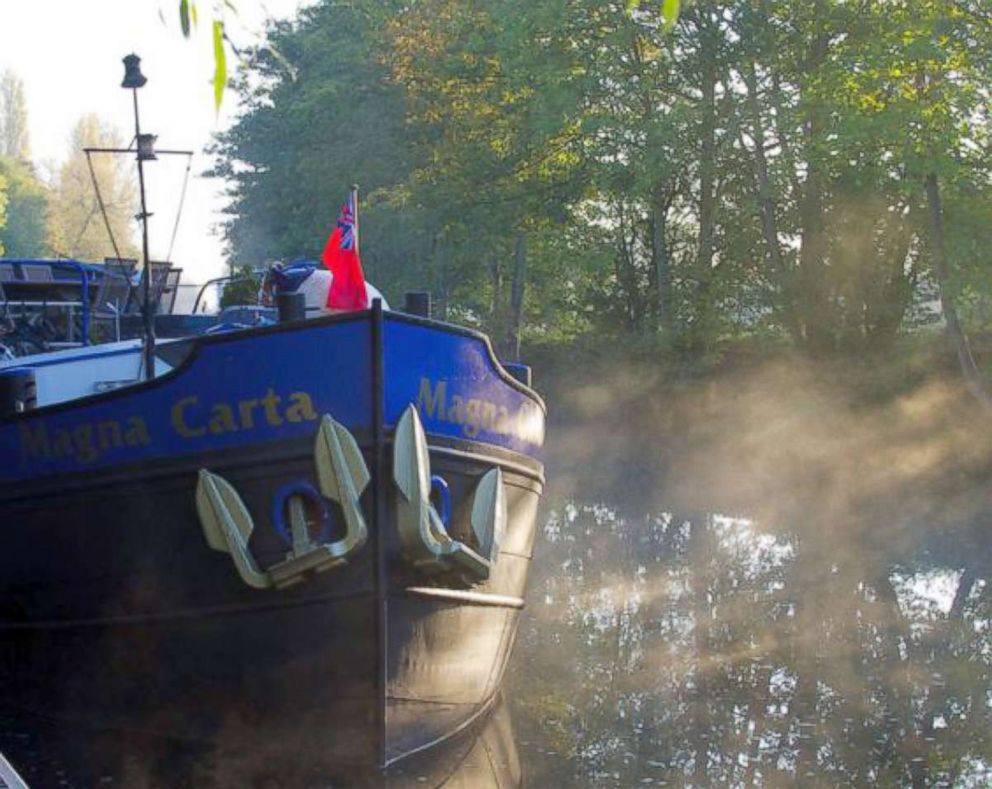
[509,354,992,786]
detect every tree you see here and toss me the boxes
[211,0,429,286]
[0,170,7,257]
[0,155,49,257]
[46,115,138,262]
[822,0,992,397]
[0,70,30,160]
[212,0,992,362]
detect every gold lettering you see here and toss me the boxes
[73,424,98,463]
[209,403,238,434]
[481,402,497,432]
[52,430,73,459]
[285,391,318,423]
[172,396,206,438]
[261,388,283,426]
[18,421,49,462]
[97,421,123,450]
[417,377,447,421]
[463,399,482,438]
[238,399,259,429]
[124,416,151,446]
[449,395,465,425]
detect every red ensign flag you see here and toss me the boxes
[320,192,368,310]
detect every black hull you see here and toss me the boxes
[0,310,545,780]
[0,436,540,775]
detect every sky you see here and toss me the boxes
[0,0,313,286]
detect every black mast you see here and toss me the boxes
[121,54,156,381]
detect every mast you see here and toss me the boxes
[116,54,192,380]
[351,183,360,255]
[121,54,156,381]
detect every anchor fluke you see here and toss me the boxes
[471,467,506,561]
[195,416,371,590]
[393,404,505,581]
[313,414,370,559]
[196,469,270,589]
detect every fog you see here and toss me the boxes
[509,353,992,786]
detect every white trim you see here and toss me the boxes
[0,751,28,789]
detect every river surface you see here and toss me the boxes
[507,497,991,787]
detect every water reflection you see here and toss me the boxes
[509,501,991,787]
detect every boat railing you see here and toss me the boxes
[125,261,181,316]
[0,258,138,352]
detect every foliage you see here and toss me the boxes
[0,155,49,258]
[0,70,30,160]
[213,0,992,359]
[0,171,7,257]
[218,264,261,307]
[45,115,139,262]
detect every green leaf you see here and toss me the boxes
[213,20,226,112]
[625,0,640,11]
[190,2,198,28]
[179,0,191,38]
[661,0,680,33]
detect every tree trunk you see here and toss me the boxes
[796,17,834,354]
[489,252,504,338]
[650,188,673,334]
[432,234,450,321]
[743,60,799,343]
[925,172,992,410]
[693,23,718,354]
[505,233,527,361]
[616,203,643,332]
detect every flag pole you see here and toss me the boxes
[351,183,360,256]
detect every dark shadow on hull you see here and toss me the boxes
[0,693,521,788]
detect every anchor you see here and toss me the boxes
[196,414,370,589]
[393,404,506,581]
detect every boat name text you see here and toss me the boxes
[17,388,320,466]
[171,389,318,438]
[19,415,151,464]
[417,377,543,445]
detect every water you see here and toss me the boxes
[506,499,991,787]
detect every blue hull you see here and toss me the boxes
[0,309,544,776]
